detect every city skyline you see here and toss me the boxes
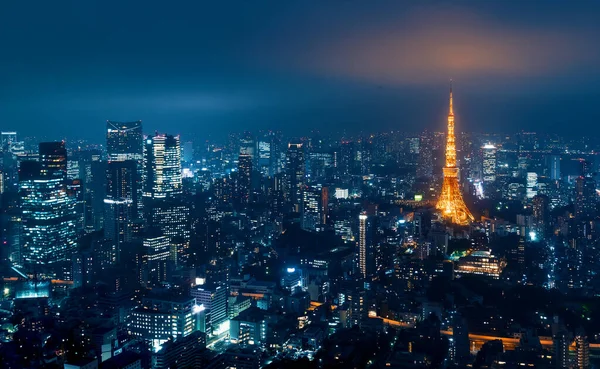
[2,3,600,369]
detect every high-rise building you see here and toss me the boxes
[146,198,191,242]
[129,295,198,350]
[237,153,252,204]
[301,186,321,231]
[452,313,470,366]
[257,139,270,176]
[20,144,78,267]
[338,141,355,176]
[575,331,590,369]
[549,155,561,181]
[191,283,228,335]
[72,249,94,288]
[143,134,190,243]
[321,186,329,225]
[1,150,20,193]
[482,144,497,182]
[104,161,138,262]
[575,160,597,220]
[417,132,433,179]
[239,131,256,162]
[580,159,593,178]
[107,120,143,215]
[143,134,182,199]
[553,330,570,369]
[358,213,368,279]
[229,308,269,346]
[106,121,143,162]
[407,137,420,155]
[1,195,22,266]
[309,151,333,180]
[77,150,106,232]
[267,131,283,176]
[532,194,549,236]
[182,141,194,163]
[141,233,171,287]
[526,172,538,199]
[67,179,85,236]
[436,86,474,225]
[1,131,17,149]
[285,143,305,212]
[39,142,67,179]
[574,176,596,220]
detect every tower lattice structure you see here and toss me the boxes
[436,86,474,225]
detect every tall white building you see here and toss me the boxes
[358,213,368,279]
[482,144,497,182]
[143,134,182,199]
[141,235,171,287]
[190,284,228,336]
[526,172,538,199]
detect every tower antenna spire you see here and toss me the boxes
[449,79,454,116]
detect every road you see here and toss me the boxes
[372,316,600,353]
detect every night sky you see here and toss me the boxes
[1,1,599,141]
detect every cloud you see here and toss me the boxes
[281,7,600,86]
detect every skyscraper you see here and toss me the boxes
[417,132,433,179]
[143,134,190,246]
[452,313,470,366]
[482,144,497,182]
[576,330,590,369]
[39,142,67,179]
[301,186,321,231]
[237,153,252,205]
[532,194,549,236]
[182,141,194,163]
[285,143,305,212]
[190,283,228,336]
[553,330,570,369]
[268,131,283,176]
[574,176,596,220]
[239,131,256,161]
[436,86,474,225]
[575,160,596,220]
[358,213,368,279]
[526,172,538,199]
[146,199,191,241]
[141,233,171,287]
[106,120,143,162]
[143,134,183,199]
[1,132,17,148]
[78,150,106,232]
[257,138,270,176]
[104,160,138,262]
[549,155,561,181]
[20,143,78,267]
[106,120,143,216]
[1,150,19,193]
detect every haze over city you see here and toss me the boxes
[1,1,600,140]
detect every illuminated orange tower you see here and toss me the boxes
[436,85,474,225]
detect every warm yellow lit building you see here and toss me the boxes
[455,251,506,279]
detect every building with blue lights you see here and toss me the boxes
[19,143,78,268]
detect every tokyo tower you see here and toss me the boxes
[436,85,474,225]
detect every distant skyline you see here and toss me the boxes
[1,1,599,141]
